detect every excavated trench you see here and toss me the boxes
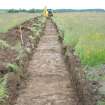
[14,19,95,105]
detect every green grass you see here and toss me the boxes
[0,13,35,33]
[75,33,105,65]
[97,101,105,105]
[0,40,10,49]
[7,63,19,73]
[53,13,105,103]
[53,13,105,66]
[0,78,8,103]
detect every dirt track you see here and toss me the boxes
[15,19,79,105]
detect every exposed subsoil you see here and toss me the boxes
[15,19,81,105]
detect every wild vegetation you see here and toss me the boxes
[53,12,105,105]
[0,13,35,33]
[53,13,105,66]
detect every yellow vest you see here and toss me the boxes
[43,8,48,17]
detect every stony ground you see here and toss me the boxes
[15,19,79,105]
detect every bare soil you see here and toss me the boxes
[15,19,80,105]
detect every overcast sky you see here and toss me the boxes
[0,0,105,9]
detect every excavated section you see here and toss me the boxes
[15,19,79,105]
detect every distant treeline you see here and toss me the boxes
[0,9,105,13]
[53,9,105,13]
[8,9,43,13]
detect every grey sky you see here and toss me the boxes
[0,0,105,9]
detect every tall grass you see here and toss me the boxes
[75,33,105,65]
[0,13,35,33]
[53,13,105,66]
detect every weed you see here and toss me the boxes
[0,40,10,49]
[0,78,8,103]
[6,63,19,73]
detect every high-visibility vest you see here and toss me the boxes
[43,7,48,17]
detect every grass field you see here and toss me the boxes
[0,13,36,33]
[53,12,105,105]
[53,13,105,66]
